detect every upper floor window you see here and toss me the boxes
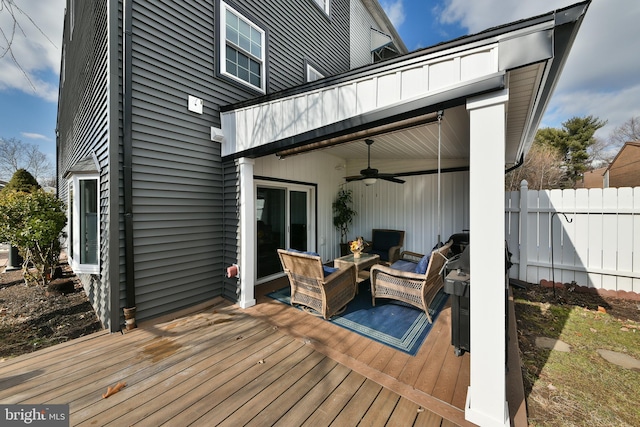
[220,2,266,93]
[312,0,330,15]
[67,173,99,274]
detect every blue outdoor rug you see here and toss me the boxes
[267,281,449,356]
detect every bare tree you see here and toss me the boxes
[505,142,566,191]
[0,0,56,90]
[609,116,640,146]
[0,137,54,184]
[587,136,615,168]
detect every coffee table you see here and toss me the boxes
[333,253,380,285]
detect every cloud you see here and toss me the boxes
[436,0,640,140]
[0,0,65,101]
[543,84,640,139]
[380,0,406,30]
[21,132,51,141]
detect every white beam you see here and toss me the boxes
[238,157,256,309]
[465,89,510,427]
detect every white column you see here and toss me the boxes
[465,89,510,427]
[238,157,256,309]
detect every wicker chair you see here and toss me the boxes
[277,249,357,319]
[370,240,453,323]
[365,229,405,263]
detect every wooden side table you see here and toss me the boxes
[333,253,380,285]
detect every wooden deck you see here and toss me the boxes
[0,277,525,426]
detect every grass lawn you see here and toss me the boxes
[513,285,640,427]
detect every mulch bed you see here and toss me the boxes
[0,262,103,359]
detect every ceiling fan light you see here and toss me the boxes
[363,177,377,186]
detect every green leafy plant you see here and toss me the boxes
[0,168,41,194]
[332,188,357,244]
[0,189,66,286]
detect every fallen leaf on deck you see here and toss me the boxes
[102,382,126,398]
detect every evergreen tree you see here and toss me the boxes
[535,116,606,187]
[1,168,41,194]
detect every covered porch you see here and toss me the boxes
[220,3,589,426]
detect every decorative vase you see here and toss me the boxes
[353,251,361,258]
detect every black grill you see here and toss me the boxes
[444,241,471,356]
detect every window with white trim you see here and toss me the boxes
[220,2,266,92]
[312,0,330,15]
[67,174,99,274]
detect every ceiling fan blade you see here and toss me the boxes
[379,175,406,184]
[343,139,404,184]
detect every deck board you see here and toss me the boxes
[358,386,402,426]
[0,279,526,426]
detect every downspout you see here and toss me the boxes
[505,153,525,174]
[122,0,136,329]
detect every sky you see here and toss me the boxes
[1,0,639,168]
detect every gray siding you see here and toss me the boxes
[222,159,240,301]
[129,0,222,322]
[57,1,112,328]
[127,0,354,322]
[350,0,377,68]
[58,0,357,328]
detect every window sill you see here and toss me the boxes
[69,259,100,275]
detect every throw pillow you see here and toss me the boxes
[414,254,430,274]
[323,266,338,277]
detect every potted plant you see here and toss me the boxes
[332,188,357,256]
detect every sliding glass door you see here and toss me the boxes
[256,182,314,282]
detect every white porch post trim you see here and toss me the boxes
[466,89,510,427]
[238,157,256,309]
[519,179,529,282]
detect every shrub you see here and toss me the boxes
[0,189,67,285]
[1,168,41,194]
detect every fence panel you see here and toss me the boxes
[506,182,639,293]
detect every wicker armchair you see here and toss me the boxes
[365,229,405,263]
[370,240,453,323]
[277,249,357,319]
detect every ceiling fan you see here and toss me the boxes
[345,139,405,185]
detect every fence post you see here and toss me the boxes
[519,180,529,282]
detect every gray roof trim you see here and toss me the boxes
[62,154,100,178]
[224,72,505,160]
[516,0,590,159]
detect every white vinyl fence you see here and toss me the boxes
[505,181,640,293]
